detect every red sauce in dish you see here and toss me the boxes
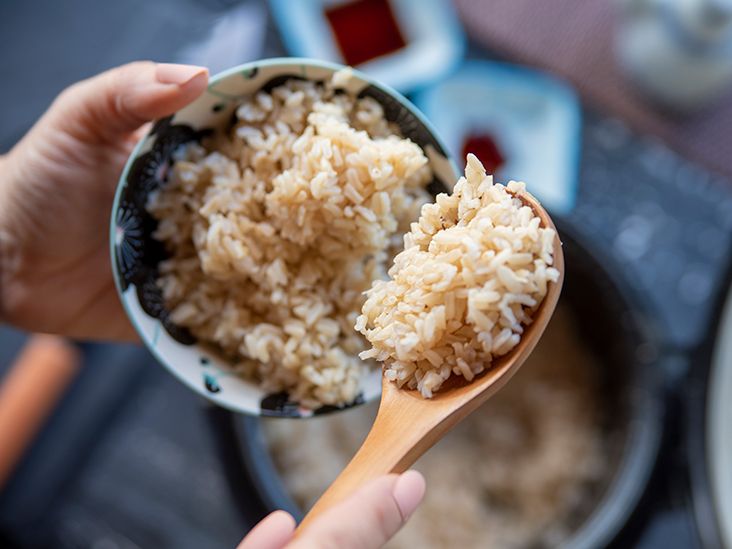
[325,0,406,67]
[461,133,505,174]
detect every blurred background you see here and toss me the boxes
[2,0,732,547]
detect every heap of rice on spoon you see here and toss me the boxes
[356,154,560,398]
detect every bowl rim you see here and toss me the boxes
[109,57,458,416]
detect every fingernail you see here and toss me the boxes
[392,470,425,520]
[156,63,207,86]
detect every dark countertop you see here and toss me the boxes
[1,1,730,548]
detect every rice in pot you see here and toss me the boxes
[263,306,607,548]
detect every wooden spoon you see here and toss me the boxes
[296,189,564,533]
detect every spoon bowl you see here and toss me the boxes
[296,188,564,531]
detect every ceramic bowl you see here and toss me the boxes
[110,58,457,417]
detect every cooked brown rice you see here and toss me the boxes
[147,73,432,408]
[356,154,559,398]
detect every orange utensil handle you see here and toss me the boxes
[0,335,80,489]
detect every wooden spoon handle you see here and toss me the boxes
[295,379,460,535]
[295,405,420,533]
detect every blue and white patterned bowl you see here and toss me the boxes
[110,58,457,417]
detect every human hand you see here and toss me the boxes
[0,62,208,340]
[237,471,426,549]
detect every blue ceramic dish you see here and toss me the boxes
[268,0,465,93]
[413,60,582,215]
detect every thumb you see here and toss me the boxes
[51,61,208,142]
[289,471,426,549]
[237,510,296,549]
